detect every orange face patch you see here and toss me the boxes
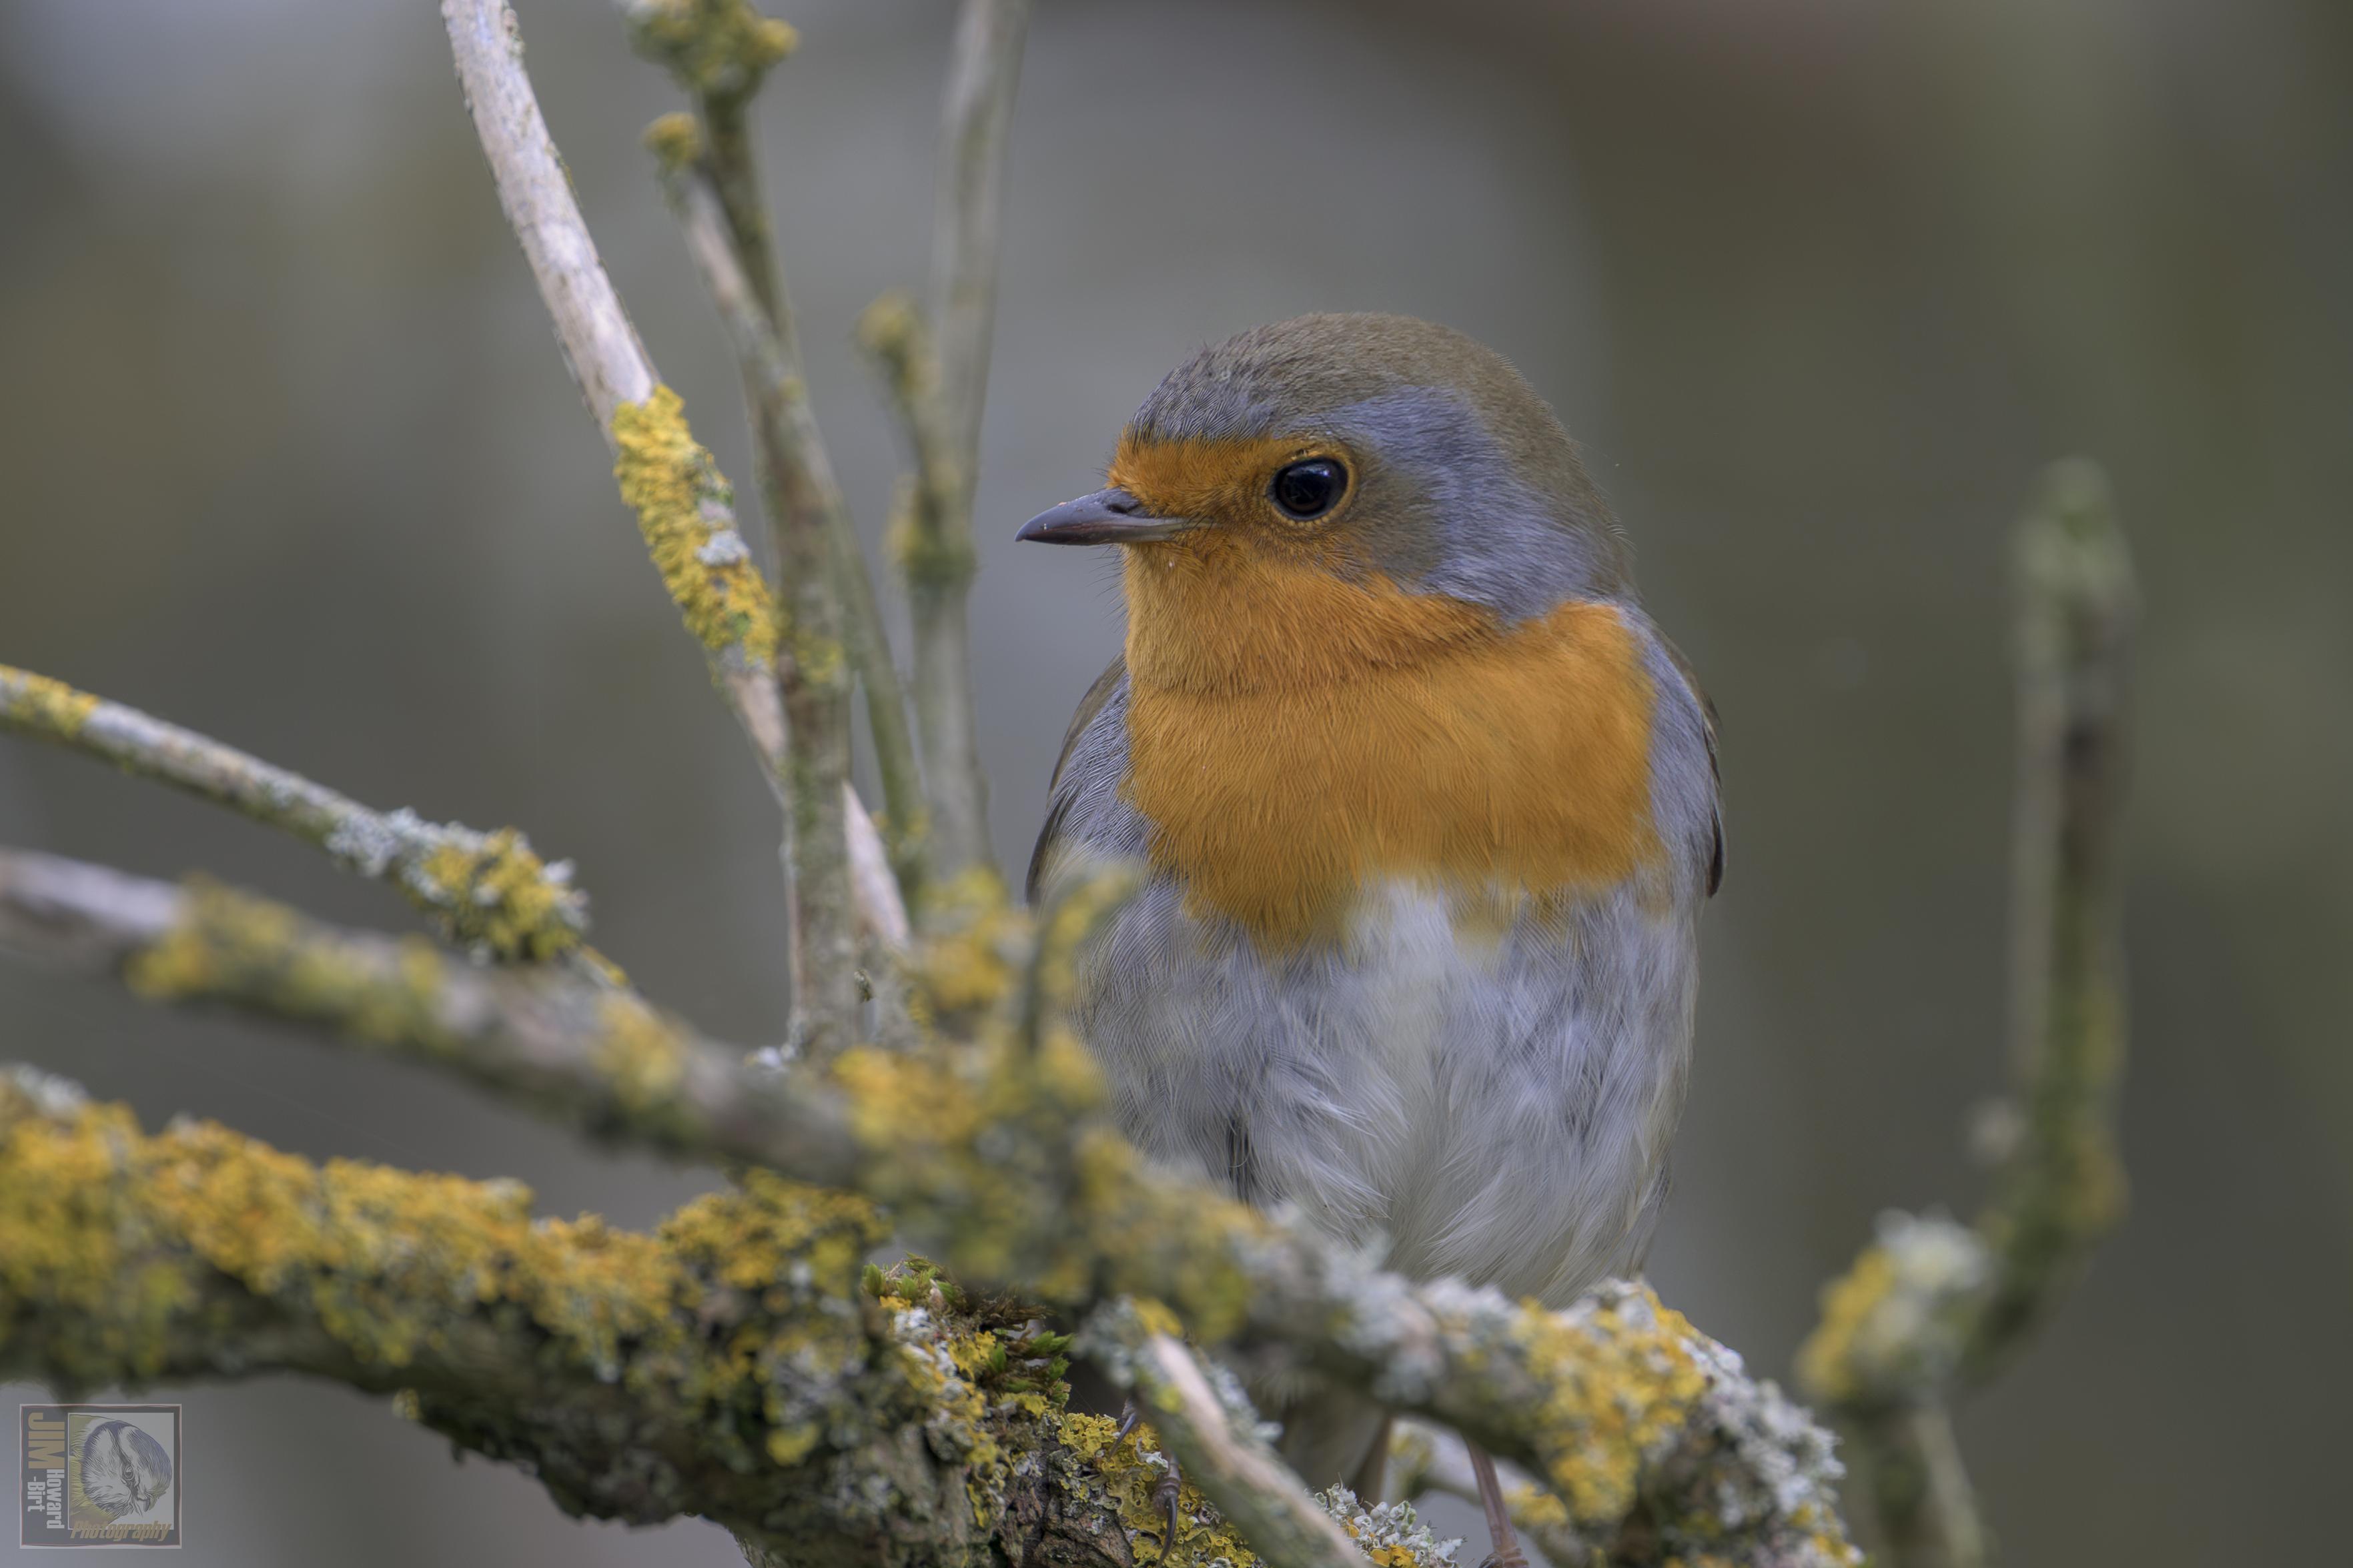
[1119,547,1662,950]
[1109,434,1350,540]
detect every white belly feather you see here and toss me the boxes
[1072,874,1698,1307]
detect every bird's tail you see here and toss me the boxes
[1265,1375,1392,1502]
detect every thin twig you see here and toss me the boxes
[623,14,931,916]
[904,0,1035,880]
[1796,460,2135,1567]
[0,844,1855,1565]
[0,664,588,965]
[642,127,909,1054]
[440,0,906,962]
[1971,457,2134,1373]
[1091,1306,1372,1568]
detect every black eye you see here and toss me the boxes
[1270,458,1346,520]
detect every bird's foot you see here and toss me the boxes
[1113,1399,1185,1550]
[1468,1440,1530,1568]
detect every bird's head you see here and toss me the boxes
[1019,313,1629,690]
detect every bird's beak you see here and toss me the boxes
[1015,487,1196,546]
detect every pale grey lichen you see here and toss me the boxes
[1317,1488,1461,1565]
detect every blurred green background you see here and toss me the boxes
[3,0,2348,1562]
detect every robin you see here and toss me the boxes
[1020,313,1722,1567]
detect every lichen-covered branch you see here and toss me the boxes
[638,125,895,1055]
[0,848,853,1172]
[0,844,1855,1564]
[0,1068,1156,1565]
[1086,1301,1390,1568]
[0,664,586,964]
[439,0,905,958]
[1797,460,2135,1567]
[628,15,931,918]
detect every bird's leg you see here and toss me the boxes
[1114,1399,1185,1551]
[1468,1441,1530,1568]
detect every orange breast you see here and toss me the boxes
[1120,538,1662,950]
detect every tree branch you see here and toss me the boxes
[627,15,933,919]
[1085,1302,1382,1568]
[0,664,588,965]
[439,0,907,963]
[1797,460,2135,1567]
[883,0,1033,881]
[0,1069,1165,1564]
[0,847,853,1172]
[0,844,1857,1565]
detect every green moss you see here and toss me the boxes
[610,385,779,668]
[0,665,101,740]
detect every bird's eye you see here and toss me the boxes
[1270,458,1346,520]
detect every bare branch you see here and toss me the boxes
[864,0,1035,882]
[439,0,906,958]
[931,0,1031,472]
[0,664,588,964]
[1797,460,2135,1567]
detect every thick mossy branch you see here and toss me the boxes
[0,1070,1139,1564]
[0,666,587,963]
[0,847,1855,1564]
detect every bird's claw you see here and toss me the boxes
[1154,1462,1183,1550]
[1113,1400,1184,1551]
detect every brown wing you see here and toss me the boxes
[1025,655,1127,904]
[1660,636,1725,896]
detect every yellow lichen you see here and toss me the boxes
[1795,1244,1897,1405]
[1056,1410,1254,1566]
[125,880,454,1052]
[415,828,581,962]
[906,866,1021,1026]
[590,994,688,1113]
[0,1081,890,1460]
[610,385,779,668]
[0,666,101,739]
[1514,1285,1709,1523]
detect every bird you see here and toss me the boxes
[1019,312,1721,1567]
